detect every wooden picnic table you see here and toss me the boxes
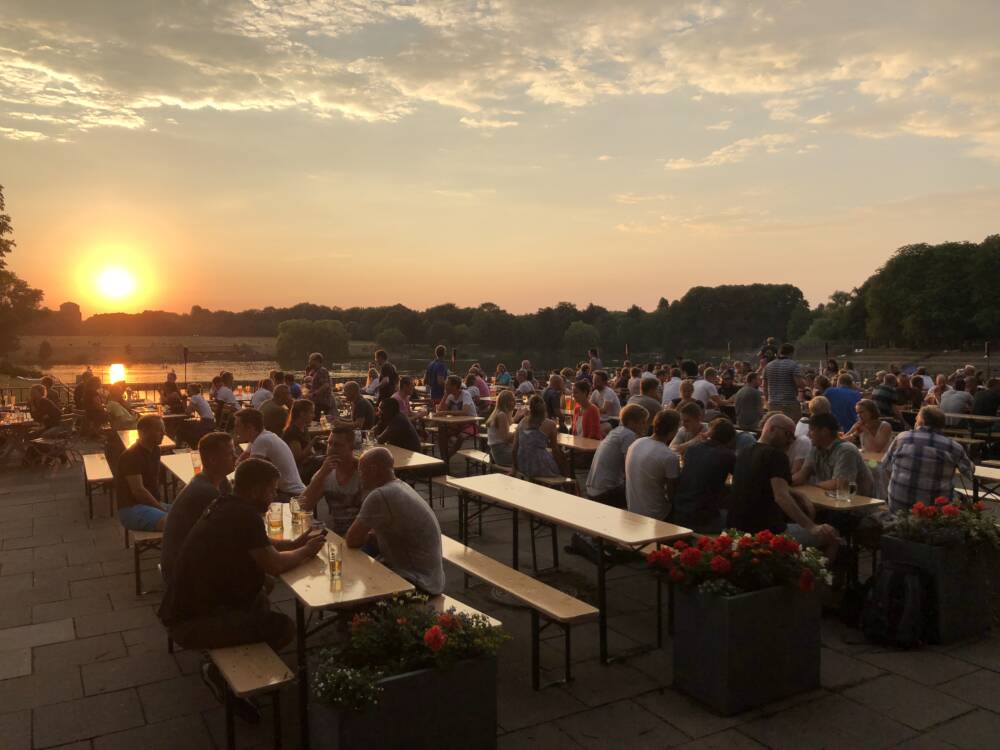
[444,473,690,663]
[507,423,601,475]
[117,430,176,450]
[425,412,483,461]
[794,483,886,512]
[277,503,415,749]
[972,464,1000,502]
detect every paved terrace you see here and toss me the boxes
[1,447,999,749]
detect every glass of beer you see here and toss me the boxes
[327,541,343,580]
[267,502,283,537]
[191,453,202,475]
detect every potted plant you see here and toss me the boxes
[311,594,508,749]
[882,498,1000,643]
[648,530,831,715]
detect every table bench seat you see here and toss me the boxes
[83,453,114,519]
[210,642,293,749]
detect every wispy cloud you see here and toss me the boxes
[665,133,796,170]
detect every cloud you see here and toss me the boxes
[597,154,613,161]
[665,133,796,170]
[0,0,996,161]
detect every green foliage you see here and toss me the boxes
[313,595,508,712]
[0,186,43,355]
[375,326,406,353]
[275,318,349,369]
[562,320,599,356]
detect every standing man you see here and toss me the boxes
[306,352,333,417]
[762,343,805,421]
[374,349,399,402]
[425,345,450,407]
[588,348,603,372]
[116,415,169,531]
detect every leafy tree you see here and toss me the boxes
[375,326,407,354]
[275,319,349,369]
[0,186,43,355]
[562,320,599,356]
[426,319,453,346]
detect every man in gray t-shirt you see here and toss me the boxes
[585,405,648,506]
[346,448,445,594]
[791,413,874,497]
[733,373,764,430]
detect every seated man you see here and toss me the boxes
[260,383,293,434]
[301,427,365,534]
[158,458,325,720]
[671,418,737,534]
[792,412,874,497]
[335,381,376,430]
[115,415,169,531]
[628,377,663,427]
[669,401,708,456]
[345,447,445,595]
[589,370,622,435]
[585,404,648,508]
[625,409,681,520]
[160,432,235,584]
[728,413,841,560]
[822,373,861,433]
[214,372,239,409]
[235,408,305,499]
[881,406,974,514]
[374,397,422,453]
[435,374,479,459]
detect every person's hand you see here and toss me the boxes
[811,523,842,545]
[302,533,326,557]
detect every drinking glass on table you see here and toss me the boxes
[847,480,858,501]
[327,540,343,581]
[836,478,850,501]
[191,452,202,475]
[267,502,283,537]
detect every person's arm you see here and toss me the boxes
[773,478,838,541]
[248,535,325,575]
[873,421,893,453]
[511,426,520,475]
[790,459,813,486]
[273,527,325,551]
[671,429,706,456]
[235,440,253,465]
[300,455,337,512]
[285,434,306,464]
[345,516,373,548]
[956,444,974,481]
[545,421,568,473]
[125,475,166,511]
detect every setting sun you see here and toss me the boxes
[96,266,137,300]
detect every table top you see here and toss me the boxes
[794,483,886,512]
[160,452,200,486]
[943,413,999,424]
[117,430,176,450]
[445,473,691,547]
[975,465,1000,483]
[279,502,414,609]
[375,443,445,472]
[425,413,483,424]
[506,424,601,452]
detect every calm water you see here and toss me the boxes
[47,361,369,385]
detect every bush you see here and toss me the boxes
[276,319,349,369]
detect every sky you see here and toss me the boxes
[1,0,999,317]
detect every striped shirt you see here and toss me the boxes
[763,356,802,404]
[880,427,973,513]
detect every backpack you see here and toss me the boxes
[861,561,930,649]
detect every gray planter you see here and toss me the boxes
[311,656,497,749]
[673,586,820,715]
[880,535,992,644]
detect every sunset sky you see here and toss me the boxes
[1,1,998,316]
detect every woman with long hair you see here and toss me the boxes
[846,398,893,453]
[484,390,516,467]
[283,398,323,482]
[512,395,566,478]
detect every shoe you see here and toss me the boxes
[201,661,262,724]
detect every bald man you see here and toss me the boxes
[728,413,841,559]
[345,447,445,594]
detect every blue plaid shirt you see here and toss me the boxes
[880,427,973,512]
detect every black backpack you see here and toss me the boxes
[861,561,930,649]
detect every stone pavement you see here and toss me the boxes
[1,448,999,749]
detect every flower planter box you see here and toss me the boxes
[311,655,497,749]
[673,585,820,715]
[880,535,992,644]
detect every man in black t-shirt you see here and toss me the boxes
[728,413,840,558]
[116,416,168,531]
[973,378,1000,419]
[375,349,399,402]
[160,432,236,585]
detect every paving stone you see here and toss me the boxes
[92,715,214,750]
[0,709,30,750]
[0,605,32,628]
[499,722,583,749]
[562,659,658,708]
[138,674,218,723]
[0,572,33,593]
[633,688,747,739]
[108,589,164,611]
[2,532,64,550]
[555,698,688,748]
[32,689,145,748]
[939,667,1000,714]
[0,618,75,651]
[81,651,180,695]
[739,693,916,749]
[34,594,112,625]
[843,674,974,731]
[0,646,31,679]
[675,729,767,749]
[0,667,83,713]
[33,563,106,587]
[946,636,1000,673]
[929,708,1000,749]
[69,574,135,599]
[496,667,588,731]
[893,736,964,750]
[821,647,885,689]
[33,634,127,673]
[859,649,980,686]
[74,605,159,637]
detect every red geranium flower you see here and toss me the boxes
[669,568,685,582]
[673,540,689,551]
[912,502,926,514]
[713,535,732,553]
[975,502,987,511]
[350,613,371,633]
[710,555,732,574]
[799,568,816,593]
[696,535,713,550]
[423,625,447,652]
[737,535,754,549]
[679,547,703,567]
[941,504,960,517]
[755,530,774,544]
[437,612,456,629]
[934,496,950,506]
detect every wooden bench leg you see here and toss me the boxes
[273,690,283,749]
[656,575,663,648]
[564,624,572,683]
[530,609,540,691]
[134,544,142,597]
[225,689,236,750]
[85,481,93,520]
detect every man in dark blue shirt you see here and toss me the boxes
[424,345,450,405]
